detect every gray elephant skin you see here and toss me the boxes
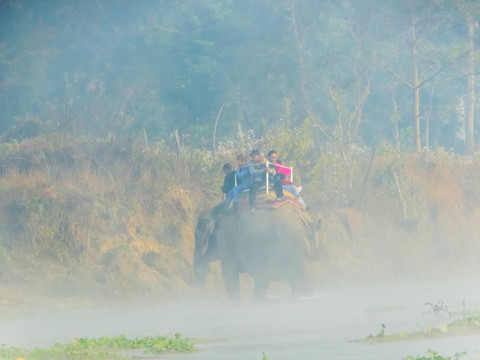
[194,203,319,300]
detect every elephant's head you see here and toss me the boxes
[193,214,218,284]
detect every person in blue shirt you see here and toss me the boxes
[248,149,286,212]
[224,154,250,213]
[221,163,235,198]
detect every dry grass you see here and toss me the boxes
[0,135,217,301]
[1,136,480,301]
[310,150,480,286]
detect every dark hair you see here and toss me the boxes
[236,153,248,162]
[223,163,233,171]
[267,150,277,157]
[249,149,261,157]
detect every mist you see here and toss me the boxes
[2,1,480,359]
[1,0,478,151]
[2,281,480,359]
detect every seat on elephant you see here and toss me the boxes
[236,188,305,212]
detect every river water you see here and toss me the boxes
[1,281,480,360]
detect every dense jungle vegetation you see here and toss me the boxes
[1,0,480,302]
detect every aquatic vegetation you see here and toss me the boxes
[448,314,480,328]
[361,312,480,343]
[403,349,466,360]
[0,333,195,360]
[366,323,386,339]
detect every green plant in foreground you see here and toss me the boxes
[448,314,480,328]
[403,349,466,360]
[362,312,480,343]
[0,333,195,360]
[367,323,386,339]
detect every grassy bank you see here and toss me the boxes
[1,134,480,302]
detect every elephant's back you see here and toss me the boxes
[220,203,312,258]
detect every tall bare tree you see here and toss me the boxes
[465,16,476,154]
[410,15,422,152]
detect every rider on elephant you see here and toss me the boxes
[268,150,306,209]
[221,163,235,198]
[248,149,286,212]
[224,153,250,213]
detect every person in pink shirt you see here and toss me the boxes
[267,150,306,209]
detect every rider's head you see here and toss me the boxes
[249,149,262,164]
[223,163,233,174]
[267,150,278,163]
[236,153,248,167]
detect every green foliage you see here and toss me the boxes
[367,323,386,339]
[0,333,195,360]
[447,314,480,328]
[361,312,480,343]
[403,349,467,360]
[1,0,477,151]
[264,118,315,167]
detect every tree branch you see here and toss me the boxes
[212,104,224,154]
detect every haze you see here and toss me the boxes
[1,1,480,359]
[1,1,479,152]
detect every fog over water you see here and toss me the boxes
[2,280,480,359]
[2,2,480,359]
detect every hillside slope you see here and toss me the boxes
[1,136,479,303]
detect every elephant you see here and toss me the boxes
[193,202,321,300]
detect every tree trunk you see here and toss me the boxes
[411,15,422,152]
[466,17,475,155]
[288,1,314,117]
[391,87,400,152]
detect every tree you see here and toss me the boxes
[0,0,478,154]
[456,0,480,154]
[378,0,465,151]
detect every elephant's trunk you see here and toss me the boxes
[193,247,210,285]
[193,215,218,286]
[309,214,322,261]
[193,261,209,285]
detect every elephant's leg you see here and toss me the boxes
[288,265,313,297]
[221,264,241,301]
[291,277,313,297]
[253,278,268,300]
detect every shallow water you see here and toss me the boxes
[2,281,480,360]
